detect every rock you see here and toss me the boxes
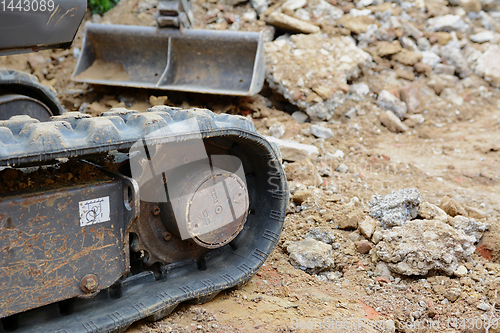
[269,122,285,138]
[369,188,421,228]
[478,0,500,11]
[265,12,320,34]
[462,0,482,12]
[418,202,449,222]
[464,205,487,219]
[399,84,421,113]
[336,163,349,173]
[470,31,495,43]
[292,189,312,205]
[403,114,425,128]
[374,262,392,279]
[440,196,467,217]
[417,37,431,51]
[434,64,456,75]
[338,211,362,229]
[265,34,372,120]
[427,14,470,32]
[305,227,336,244]
[393,49,423,66]
[376,40,403,57]
[250,0,268,15]
[477,302,491,311]
[379,111,409,133]
[444,288,462,302]
[264,136,319,162]
[291,111,308,124]
[441,44,471,78]
[355,240,373,254]
[454,265,468,277]
[421,51,441,68]
[395,67,415,81]
[435,31,452,45]
[349,82,370,96]
[449,216,488,242]
[310,124,335,139]
[338,14,375,34]
[358,216,378,239]
[400,36,419,52]
[377,90,407,119]
[286,238,334,273]
[375,220,476,276]
[473,44,500,88]
[414,62,433,74]
[282,0,306,11]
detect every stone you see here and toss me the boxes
[400,37,419,52]
[310,124,335,139]
[355,240,373,254]
[264,136,319,162]
[473,44,500,88]
[250,0,269,15]
[403,114,425,128]
[369,188,421,228]
[291,111,308,124]
[396,67,415,81]
[265,12,320,34]
[417,37,431,51]
[269,122,285,138]
[454,265,468,277]
[414,62,433,74]
[358,216,378,239]
[282,0,306,11]
[265,34,372,121]
[478,0,500,11]
[292,189,312,205]
[336,163,349,173]
[427,14,470,32]
[349,82,370,96]
[393,49,423,66]
[441,87,464,105]
[377,90,407,119]
[379,110,409,133]
[477,302,491,311]
[470,31,495,43]
[434,64,456,75]
[421,51,441,68]
[286,238,334,273]
[305,227,336,244]
[375,220,476,276]
[399,85,421,113]
[418,202,449,222]
[462,0,482,12]
[376,40,402,57]
[338,15,375,34]
[338,211,362,229]
[441,44,471,78]
[440,196,467,217]
[449,216,488,242]
[435,31,452,45]
[374,262,392,279]
[444,288,462,302]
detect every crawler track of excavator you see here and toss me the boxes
[0,106,288,332]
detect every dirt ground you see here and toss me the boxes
[1,0,500,332]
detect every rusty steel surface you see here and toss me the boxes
[0,176,136,318]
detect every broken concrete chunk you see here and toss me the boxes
[427,14,470,32]
[375,220,476,276]
[338,211,362,229]
[264,136,319,162]
[399,84,421,113]
[369,188,421,228]
[379,110,409,133]
[393,49,423,66]
[355,240,373,254]
[305,227,336,244]
[286,238,334,273]
[250,0,268,15]
[449,216,488,242]
[377,90,407,119]
[472,45,500,88]
[376,40,403,57]
[265,12,320,34]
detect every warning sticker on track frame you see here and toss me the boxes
[79,196,111,226]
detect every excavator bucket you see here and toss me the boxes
[72,23,265,96]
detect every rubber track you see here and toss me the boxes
[0,69,65,117]
[0,106,288,333]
